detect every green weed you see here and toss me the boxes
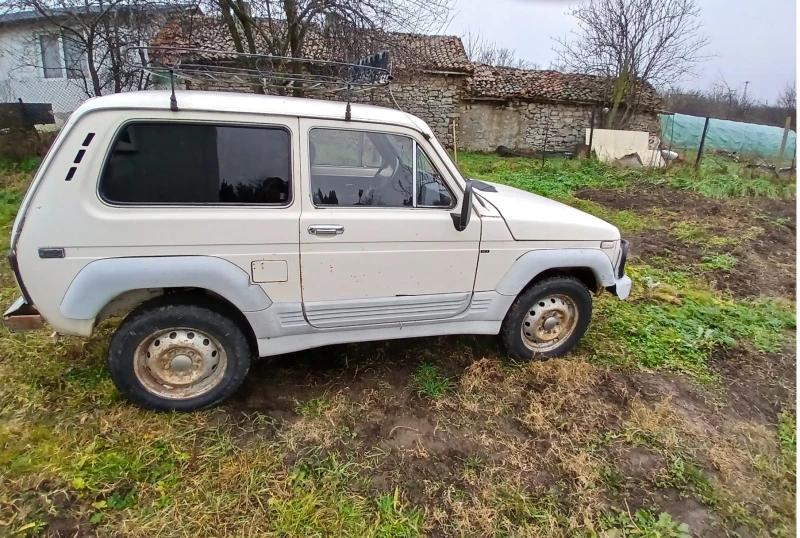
[706,236,740,249]
[599,508,691,538]
[297,397,328,418]
[699,254,738,272]
[672,222,705,243]
[458,154,629,200]
[413,363,452,399]
[655,455,718,506]
[591,265,795,378]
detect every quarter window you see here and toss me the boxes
[416,146,453,207]
[100,122,291,205]
[309,128,452,208]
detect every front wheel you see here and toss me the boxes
[108,298,252,411]
[501,277,593,361]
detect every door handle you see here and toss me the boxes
[308,224,344,236]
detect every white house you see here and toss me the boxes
[0,6,188,126]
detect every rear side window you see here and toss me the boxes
[100,122,291,205]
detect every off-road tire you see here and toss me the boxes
[108,296,252,412]
[501,277,593,361]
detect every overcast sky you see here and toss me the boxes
[447,0,796,103]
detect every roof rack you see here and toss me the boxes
[129,46,392,94]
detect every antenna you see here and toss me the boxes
[169,69,178,111]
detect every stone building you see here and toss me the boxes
[461,64,661,153]
[153,17,661,153]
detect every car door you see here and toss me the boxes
[298,119,481,329]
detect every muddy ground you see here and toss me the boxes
[576,185,797,299]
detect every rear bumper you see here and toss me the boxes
[3,296,45,332]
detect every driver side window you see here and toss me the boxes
[309,128,413,207]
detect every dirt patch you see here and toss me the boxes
[221,337,794,535]
[576,186,796,298]
[711,345,796,424]
[576,185,795,226]
[44,516,95,538]
[613,443,664,480]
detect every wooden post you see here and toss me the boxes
[541,109,552,166]
[778,116,792,160]
[588,108,596,157]
[695,117,710,170]
[451,118,458,165]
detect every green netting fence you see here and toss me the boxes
[660,113,796,158]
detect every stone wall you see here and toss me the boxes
[457,99,660,154]
[350,73,464,148]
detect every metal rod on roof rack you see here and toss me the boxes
[169,69,178,111]
[345,82,352,121]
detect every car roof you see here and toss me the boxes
[72,90,429,131]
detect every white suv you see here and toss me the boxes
[4,90,631,411]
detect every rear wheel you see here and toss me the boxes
[108,298,252,411]
[501,277,592,361]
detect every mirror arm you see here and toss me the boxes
[450,180,473,232]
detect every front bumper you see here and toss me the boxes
[3,296,45,332]
[608,274,632,300]
[607,239,631,300]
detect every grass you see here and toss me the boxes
[589,265,795,379]
[778,409,796,464]
[0,152,795,536]
[458,151,795,200]
[412,363,452,399]
[0,155,41,175]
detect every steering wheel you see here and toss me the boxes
[361,157,399,204]
[375,156,398,178]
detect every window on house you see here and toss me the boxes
[62,35,84,79]
[100,122,292,205]
[309,128,453,208]
[39,34,62,78]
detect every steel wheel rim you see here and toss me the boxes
[133,327,227,400]
[521,294,580,353]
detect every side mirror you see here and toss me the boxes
[450,180,473,232]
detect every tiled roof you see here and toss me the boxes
[152,17,473,74]
[466,64,661,110]
[0,5,192,26]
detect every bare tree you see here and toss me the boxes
[0,0,182,97]
[463,29,539,70]
[777,81,796,111]
[555,0,709,128]
[194,0,453,95]
[663,78,797,128]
